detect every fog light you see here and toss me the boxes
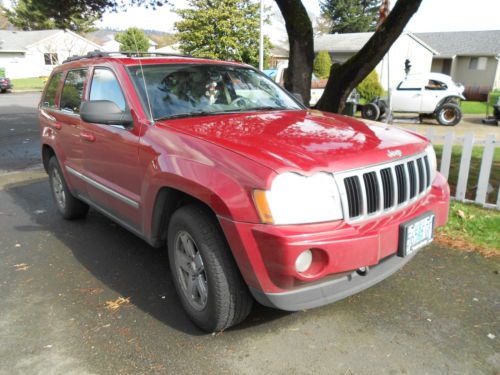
[295,250,313,273]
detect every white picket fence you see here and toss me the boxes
[412,128,499,210]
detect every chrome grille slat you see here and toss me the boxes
[335,152,432,223]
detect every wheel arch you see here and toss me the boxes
[435,96,464,111]
[42,143,56,172]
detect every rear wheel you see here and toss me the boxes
[168,205,253,332]
[48,157,89,219]
[361,103,380,121]
[436,103,462,126]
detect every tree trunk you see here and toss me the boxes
[275,0,314,105]
[316,0,423,113]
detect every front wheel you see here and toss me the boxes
[167,205,253,332]
[436,103,462,126]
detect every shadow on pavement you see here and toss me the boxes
[5,179,289,335]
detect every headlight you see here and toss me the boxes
[253,172,343,225]
[425,144,437,183]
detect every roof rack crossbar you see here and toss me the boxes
[62,50,215,64]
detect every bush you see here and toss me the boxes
[0,68,5,77]
[489,91,500,106]
[313,51,332,79]
[357,70,383,102]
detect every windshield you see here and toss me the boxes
[127,64,302,120]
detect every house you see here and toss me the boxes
[314,32,437,90]
[97,33,158,52]
[0,29,101,79]
[154,43,181,54]
[268,45,289,68]
[416,30,500,91]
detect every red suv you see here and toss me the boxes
[38,52,450,332]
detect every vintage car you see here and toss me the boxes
[362,73,465,126]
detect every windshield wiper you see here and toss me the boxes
[155,110,247,121]
[247,106,288,112]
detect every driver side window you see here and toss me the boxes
[89,68,126,111]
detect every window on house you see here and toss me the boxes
[42,72,63,108]
[89,68,126,111]
[469,57,487,70]
[60,69,87,114]
[44,53,59,65]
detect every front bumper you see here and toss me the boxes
[219,173,450,311]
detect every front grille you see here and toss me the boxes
[337,153,432,221]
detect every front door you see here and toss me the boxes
[80,67,143,229]
[391,78,423,113]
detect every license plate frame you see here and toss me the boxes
[398,212,435,257]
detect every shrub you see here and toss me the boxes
[357,70,383,102]
[0,68,5,77]
[313,51,332,79]
[489,91,500,106]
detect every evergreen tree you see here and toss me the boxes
[321,0,381,34]
[175,0,271,67]
[313,51,332,79]
[116,27,150,52]
[3,0,98,32]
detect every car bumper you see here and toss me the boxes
[218,173,450,311]
[0,84,13,90]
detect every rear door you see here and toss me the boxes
[80,66,143,228]
[45,69,89,195]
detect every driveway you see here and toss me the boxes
[0,92,41,172]
[0,94,498,374]
[392,114,500,142]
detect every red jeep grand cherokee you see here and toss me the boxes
[38,52,449,332]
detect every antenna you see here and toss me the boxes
[130,31,154,124]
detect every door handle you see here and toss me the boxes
[80,132,96,142]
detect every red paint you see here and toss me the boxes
[38,56,450,298]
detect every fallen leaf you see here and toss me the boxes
[13,263,29,271]
[105,297,131,312]
[457,209,466,219]
[76,287,103,295]
[487,333,495,340]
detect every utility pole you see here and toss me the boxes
[259,0,264,71]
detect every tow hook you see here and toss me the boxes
[356,266,369,276]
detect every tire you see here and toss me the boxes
[167,204,253,332]
[436,103,462,126]
[47,157,89,219]
[0,89,6,93]
[361,103,380,121]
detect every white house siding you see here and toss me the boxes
[0,31,100,79]
[453,56,500,89]
[375,35,434,90]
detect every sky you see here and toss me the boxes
[3,0,500,44]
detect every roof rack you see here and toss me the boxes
[62,50,214,64]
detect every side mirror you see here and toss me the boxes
[292,92,304,104]
[80,100,133,126]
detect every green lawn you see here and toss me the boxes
[11,77,46,91]
[460,101,489,115]
[437,201,500,254]
[434,144,500,205]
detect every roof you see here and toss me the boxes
[416,30,500,57]
[314,32,436,54]
[270,46,289,58]
[0,30,60,52]
[315,32,372,53]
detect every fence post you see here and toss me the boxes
[425,128,435,143]
[497,185,500,210]
[455,133,474,201]
[475,134,496,205]
[440,131,454,180]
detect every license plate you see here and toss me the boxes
[398,212,435,257]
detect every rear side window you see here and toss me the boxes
[42,72,62,109]
[397,79,422,91]
[89,68,126,111]
[60,69,87,114]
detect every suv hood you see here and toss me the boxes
[158,110,428,173]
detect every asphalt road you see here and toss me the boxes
[0,92,42,172]
[0,93,499,374]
